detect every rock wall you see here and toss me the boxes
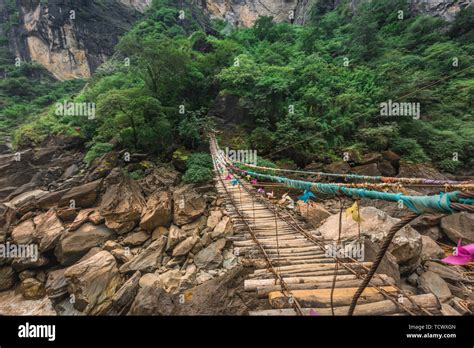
[7,0,150,80]
[198,0,471,27]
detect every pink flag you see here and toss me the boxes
[441,239,474,265]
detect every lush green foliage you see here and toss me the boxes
[3,0,473,172]
[183,152,213,183]
[84,142,115,164]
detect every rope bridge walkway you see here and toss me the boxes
[209,134,473,316]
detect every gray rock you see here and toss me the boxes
[440,212,474,244]
[194,239,225,270]
[420,235,445,261]
[211,216,233,239]
[424,261,465,282]
[418,271,452,301]
[362,239,400,285]
[172,236,199,257]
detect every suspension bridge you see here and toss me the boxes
[209,133,474,316]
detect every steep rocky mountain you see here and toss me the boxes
[196,0,473,27]
[1,0,150,80]
[2,0,471,80]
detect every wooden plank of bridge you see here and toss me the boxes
[268,286,398,308]
[249,294,440,316]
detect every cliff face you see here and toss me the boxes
[5,0,150,80]
[198,0,471,27]
[195,0,314,27]
[3,0,470,80]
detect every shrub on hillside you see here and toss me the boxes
[183,153,214,184]
[84,142,115,164]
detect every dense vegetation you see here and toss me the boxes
[2,0,474,173]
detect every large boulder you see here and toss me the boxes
[99,271,141,315]
[420,235,445,261]
[389,225,422,274]
[172,236,199,257]
[127,276,174,315]
[362,239,400,284]
[12,255,49,272]
[318,206,397,241]
[418,271,452,301]
[139,190,172,232]
[122,231,149,247]
[424,261,465,282]
[11,219,35,244]
[440,212,474,244]
[139,166,180,196]
[194,239,226,270]
[5,189,48,209]
[172,266,256,315]
[350,163,381,176]
[207,210,223,229]
[296,201,331,227]
[378,160,397,177]
[318,207,422,274]
[324,161,350,174]
[85,152,118,182]
[119,235,167,273]
[45,268,68,304]
[64,250,122,315]
[58,179,102,208]
[398,161,448,180]
[173,185,206,226]
[211,216,233,239]
[99,170,146,234]
[55,223,116,266]
[33,209,66,252]
[166,225,187,251]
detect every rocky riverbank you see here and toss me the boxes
[0,136,268,315]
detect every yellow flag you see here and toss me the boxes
[346,201,363,222]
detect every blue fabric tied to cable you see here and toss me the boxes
[244,170,465,214]
[298,190,316,203]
